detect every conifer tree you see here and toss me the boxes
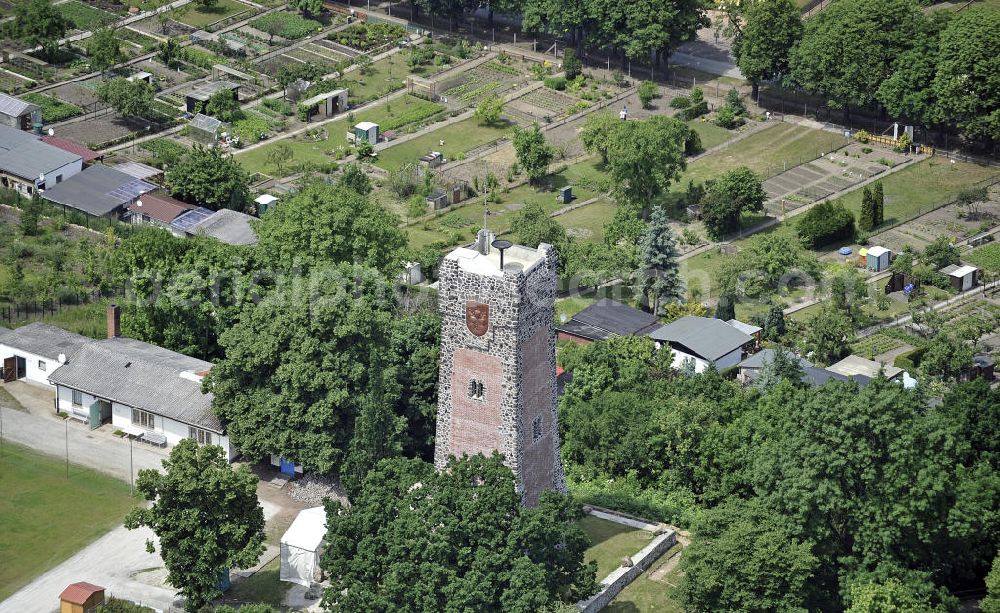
[872,181,884,226]
[639,206,684,315]
[859,185,875,232]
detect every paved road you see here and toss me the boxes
[0,525,178,613]
[0,382,168,484]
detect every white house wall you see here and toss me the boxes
[0,343,59,387]
[41,159,83,189]
[55,385,233,460]
[667,346,742,374]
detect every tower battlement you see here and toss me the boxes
[434,237,566,505]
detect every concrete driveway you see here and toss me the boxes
[0,381,168,484]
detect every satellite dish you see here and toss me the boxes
[560,313,567,323]
[47,128,54,136]
[136,200,143,207]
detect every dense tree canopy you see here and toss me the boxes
[321,455,598,611]
[789,0,923,114]
[125,440,264,611]
[96,77,154,119]
[253,182,406,275]
[700,166,766,239]
[5,0,70,59]
[207,264,399,474]
[87,28,125,74]
[166,145,251,212]
[732,0,802,97]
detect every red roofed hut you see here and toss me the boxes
[59,581,105,613]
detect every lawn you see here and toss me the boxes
[967,243,1000,273]
[688,119,735,151]
[0,442,137,601]
[236,95,441,175]
[5,301,112,340]
[556,198,616,244]
[374,117,513,170]
[58,0,115,30]
[555,296,596,325]
[606,543,684,613]
[170,0,249,28]
[340,53,419,105]
[578,516,654,580]
[677,122,849,186]
[406,162,602,249]
[831,158,999,225]
[219,558,287,607]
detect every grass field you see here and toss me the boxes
[170,0,249,28]
[58,0,115,30]
[579,516,654,580]
[236,95,440,175]
[967,243,1000,273]
[606,543,684,613]
[831,157,999,225]
[0,443,137,601]
[406,161,603,249]
[374,117,513,170]
[340,53,418,104]
[556,198,616,244]
[688,119,735,151]
[677,122,849,186]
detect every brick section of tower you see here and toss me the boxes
[434,242,567,505]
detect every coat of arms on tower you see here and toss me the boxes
[466,301,490,336]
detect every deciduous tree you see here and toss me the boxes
[125,440,264,612]
[6,0,70,60]
[96,77,154,119]
[512,124,555,184]
[207,264,398,474]
[253,182,406,274]
[700,166,766,239]
[166,145,251,211]
[474,95,504,126]
[320,455,598,611]
[732,0,802,99]
[87,27,125,75]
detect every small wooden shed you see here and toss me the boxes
[865,246,891,272]
[300,89,348,121]
[59,582,105,613]
[946,265,979,292]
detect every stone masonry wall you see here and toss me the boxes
[434,243,565,503]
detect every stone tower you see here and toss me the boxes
[434,233,566,505]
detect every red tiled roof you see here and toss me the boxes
[59,582,104,605]
[41,135,100,162]
[128,191,194,223]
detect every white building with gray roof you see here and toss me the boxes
[49,337,231,457]
[0,124,83,195]
[0,322,93,387]
[648,316,754,373]
[0,92,40,131]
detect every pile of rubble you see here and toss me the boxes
[288,474,347,505]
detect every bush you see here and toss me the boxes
[407,194,426,218]
[724,88,746,116]
[262,98,293,116]
[563,47,582,80]
[795,200,855,248]
[714,106,744,129]
[543,76,566,91]
[893,347,926,370]
[231,116,270,144]
[670,95,691,110]
[638,80,657,109]
[856,129,871,143]
[680,87,709,120]
[139,138,188,168]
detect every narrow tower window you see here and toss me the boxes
[468,379,485,400]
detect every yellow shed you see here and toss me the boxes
[59,582,105,613]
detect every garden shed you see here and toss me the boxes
[255,193,278,215]
[352,121,379,143]
[280,507,327,587]
[301,89,348,121]
[865,246,891,272]
[59,581,105,613]
[185,80,239,114]
[0,92,39,131]
[942,264,979,292]
[189,113,226,145]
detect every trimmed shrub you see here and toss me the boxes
[543,76,567,91]
[795,200,855,248]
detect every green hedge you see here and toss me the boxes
[22,93,83,122]
[250,12,321,40]
[894,347,926,370]
[796,200,855,248]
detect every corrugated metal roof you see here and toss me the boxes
[561,299,661,341]
[827,355,903,380]
[191,209,258,245]
[128,191,193,223]
[113,161,162,180]
[0,322,92,360]
[0,125,81,180]
[649,316,752,362]
[42,164,154,216]
[48,337,221,433]
[0,92,38,118]
[41,134,100,162]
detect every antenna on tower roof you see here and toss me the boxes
[492,239,512,270]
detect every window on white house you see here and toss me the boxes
[38,360,46,372]
[188,426,213,445]
[467,379,485,400]
[532,416,543,442]
[132,408,155,429]
[71,389,82,407]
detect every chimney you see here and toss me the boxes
[107,304,121,339]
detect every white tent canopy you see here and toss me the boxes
[280,506,327,587]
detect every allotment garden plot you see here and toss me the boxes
[437,58,533,109]
[762,143,912,215]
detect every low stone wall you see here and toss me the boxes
[576,507,677,612]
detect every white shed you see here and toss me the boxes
[352,121,379,143]
[866,246,891,272]
[947,265,979,292]
[280,507,327,587]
